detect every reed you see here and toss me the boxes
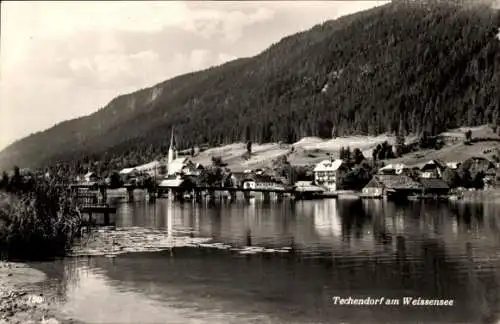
[0,181,83,260]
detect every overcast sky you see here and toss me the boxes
[0,1,390,150]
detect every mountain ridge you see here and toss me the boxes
[1,1,500,171]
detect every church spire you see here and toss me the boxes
[168,127,175,165]
[170,127,174,149]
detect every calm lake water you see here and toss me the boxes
[30,198,500,324]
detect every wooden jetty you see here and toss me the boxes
[69,183,117,226]
[156,184,329,201]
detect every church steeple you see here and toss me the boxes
[168,128,175,165]
[170,128,174,149]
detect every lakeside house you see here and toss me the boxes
[119,167,137,176]
[158,175,185,189]
[181,161,204,176]
[419,178,450,196]
[293,181,325,199]
[313,158,350,192]
[230,172,251,188]
[294,181,324,192]
[419,159,447,178]
[362,174,422,198]
[242,174,286,191]
[168,157,191,176]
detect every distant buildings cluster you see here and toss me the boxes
[64,129,500,200]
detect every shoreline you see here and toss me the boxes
[0,262,75,324]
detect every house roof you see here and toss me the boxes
[158,178,184,187]
[446,162,461,169]
[313,159,344,172]
[372,175,422,190]
[419,178,449,190]
[119,167,137,174]
[294,181,325,192]
[420,159,447,171]
[380,163,409,171]
[84,172,96,177]
[168,157,189,174]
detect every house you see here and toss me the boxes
[158,175,185,189]
[313,159,350,192]
[294,181,325,193]
[418,178,450,196]
[293,181,325,199]
[242,174,285,191]
[231,172,250,188]
[181,162,204,176]
[446,162,461,170]
[378,163,411,175]
[242,180,256,190]
[419,159,447,178]
[167,157,191,176]
[119,167,138,182]
[362,174,422,198]
[84,172,98,183]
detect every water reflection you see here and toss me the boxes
[30,199,500,324]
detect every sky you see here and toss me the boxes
[0,1,391,150]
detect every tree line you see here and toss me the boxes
[0,2,499,173]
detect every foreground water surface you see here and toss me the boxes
[29,199,500,324]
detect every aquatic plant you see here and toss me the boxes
[0,181,83,260]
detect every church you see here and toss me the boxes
[164,128,198,176]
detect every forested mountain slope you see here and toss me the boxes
[1,1,500,170]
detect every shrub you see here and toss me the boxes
[0,182,83,260]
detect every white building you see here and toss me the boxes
[419,160,446,179]
[168,157,189,175]
[446,162,461,170]
[313,159,349,192]
[181,163,204,176]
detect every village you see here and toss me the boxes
[58,129,500,203]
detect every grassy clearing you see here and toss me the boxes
[190,125,500,170]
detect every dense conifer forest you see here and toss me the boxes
[1,1,499,171]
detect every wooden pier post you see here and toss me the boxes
[99,186,108,204]
[127,187,134,202]
[263,191,271,202]
[243,191,251,201]
[104,212,110,226]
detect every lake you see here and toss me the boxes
[30,198,500,323]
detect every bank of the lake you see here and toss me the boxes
[0,262,74,324]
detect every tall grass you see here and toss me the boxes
[0,181,83,260]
